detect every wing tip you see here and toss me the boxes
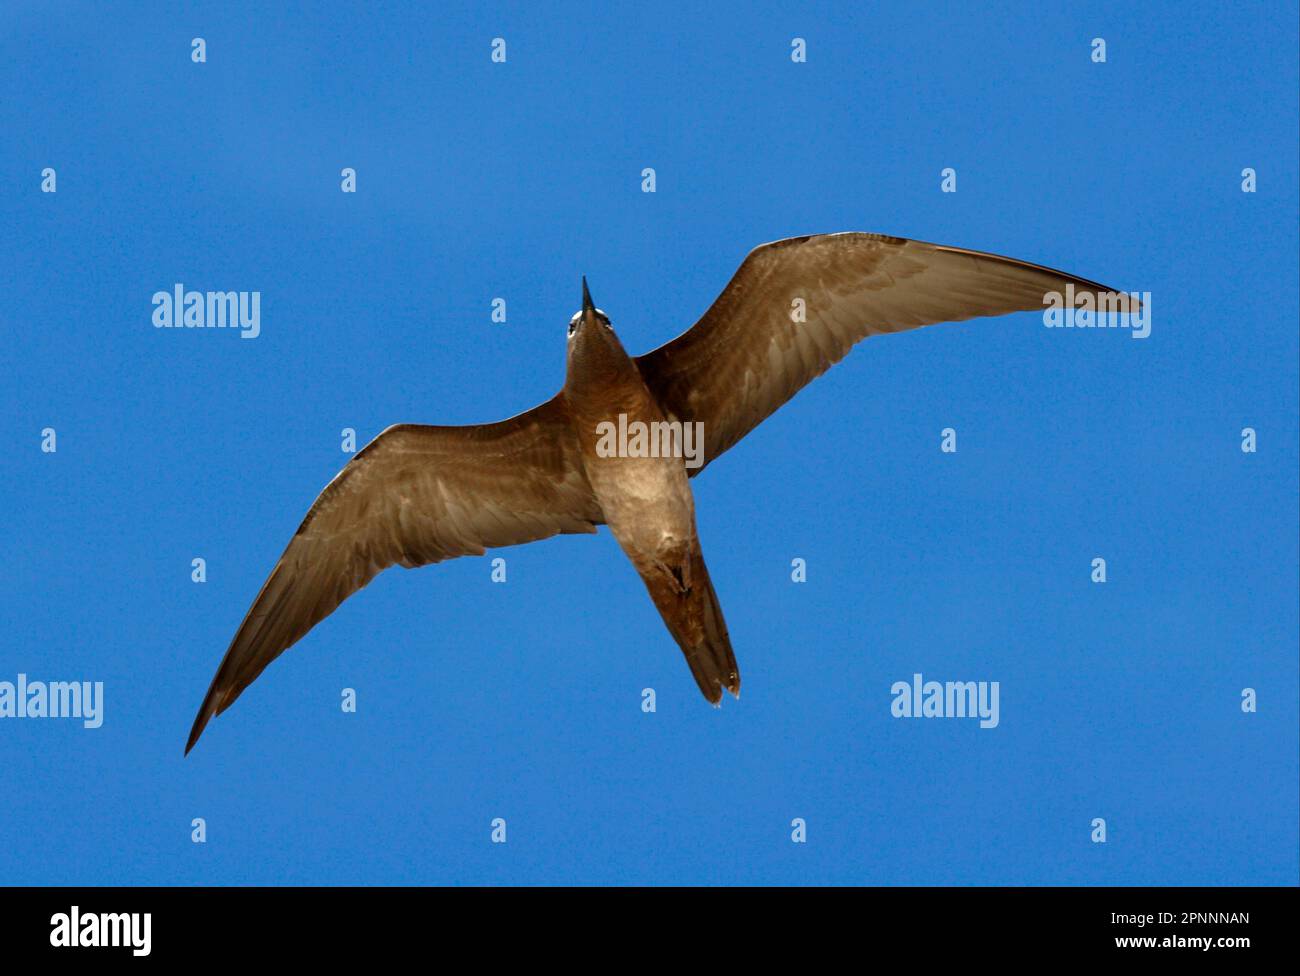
[184,697,218,756]
[183,715,205,756]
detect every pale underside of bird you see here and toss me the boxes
[185,232,1139,754]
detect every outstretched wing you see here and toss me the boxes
[636,232,1139,473]
[186,394,601,753]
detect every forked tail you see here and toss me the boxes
[638,543,740,703]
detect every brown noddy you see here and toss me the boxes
[185,232,1139,753]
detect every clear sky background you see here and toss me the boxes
[1,1,1296,886]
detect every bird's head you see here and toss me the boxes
[565,277,631,386]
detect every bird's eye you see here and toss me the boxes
[568,320,578,337]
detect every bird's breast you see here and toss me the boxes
[571,388,697,557]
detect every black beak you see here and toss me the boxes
[582,276,594,316]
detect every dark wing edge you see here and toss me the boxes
[185,394,601,754]
[635,232,1141,473]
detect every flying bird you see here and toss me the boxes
[186,232,1138,753]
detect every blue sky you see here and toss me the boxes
[1,1,1296,885]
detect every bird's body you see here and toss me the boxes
[575,387,699,599]
[567,331,695,561]
[185,232,1139,754]
[564,296,737,701]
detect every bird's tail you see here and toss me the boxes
[638,543,740,703]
